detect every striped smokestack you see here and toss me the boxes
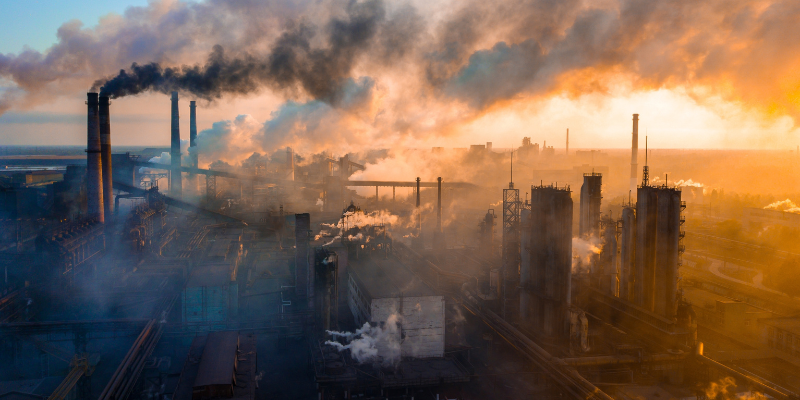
[99,95,113,215]
[86,93,104,223]
[170,91,182,197]
[189,100,197,168]
[630,114,639,196]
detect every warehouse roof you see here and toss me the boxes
[760,316,800,335]
[349,257,436,299]
[194,331,239,388]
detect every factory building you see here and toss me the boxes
[347,259,445,359]
[761,317,800,359]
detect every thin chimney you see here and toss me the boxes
[170,91,182,198]
[437,177,442,234]
[630,114,639,195]
[99,95,113,215]
[189,100,197,168]
[86,93,104,223]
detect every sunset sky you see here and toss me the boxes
[0,0,798,154]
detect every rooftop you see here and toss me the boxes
[759,316,800,334]
[195,331,239,387]
[349,257,436,299]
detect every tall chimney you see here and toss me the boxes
[170,91,182,198]
[287,147,295,181]
[437,177,442,234]
[86,93,104,223]
[566,128,569,155]
[630,114,639,195]
[189,100,197,168]
[416,177,421,236]
[99,95,113,216]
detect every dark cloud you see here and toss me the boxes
[93,0,386,107]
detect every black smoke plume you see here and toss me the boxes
[92,0,385,105]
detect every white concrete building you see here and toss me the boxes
[347,258,445,359]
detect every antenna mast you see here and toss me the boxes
[510,151,514,189]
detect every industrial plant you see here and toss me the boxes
[0,96,797,400]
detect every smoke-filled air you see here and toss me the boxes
[1,1,800,400]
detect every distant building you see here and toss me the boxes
[743,207,800,229]
[684,287,772,343]
[760,317,800,359]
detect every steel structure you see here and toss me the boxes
[502,182,520,318]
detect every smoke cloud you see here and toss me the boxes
[2,0,800,151]
[92,0,385,103]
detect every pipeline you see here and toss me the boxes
[561,352,686,367]
[694,345,799,400]
[460,285,614,400]
[98,295,176,400]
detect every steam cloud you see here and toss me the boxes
[573,236,601,273]
[325,314,402,365]
[764,199,800,214]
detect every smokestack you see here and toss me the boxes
[630,114,639,195]
[287,147,295,181]
[413,177,421,248]
[99,95,113,216]
[170,91,182,198]
[189,100,197,168]
[566,128,569,155]
[86,93,104,223]
[437,177,442,234]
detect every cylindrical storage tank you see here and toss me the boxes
[657,188,682,319]
[619,207,636,301]
[529,185,573,338]
[579,173,602,238]
[635,186,658,310]
[99,95,113,215]
[86,93,104,223]
[519,208,531,323]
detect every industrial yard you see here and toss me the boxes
[0,99,799,400]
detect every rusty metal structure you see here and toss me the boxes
[36,218,105,279]
[125,187,167,253]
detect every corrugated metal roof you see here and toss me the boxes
[349,258,435,299]
[193,331,239,388]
